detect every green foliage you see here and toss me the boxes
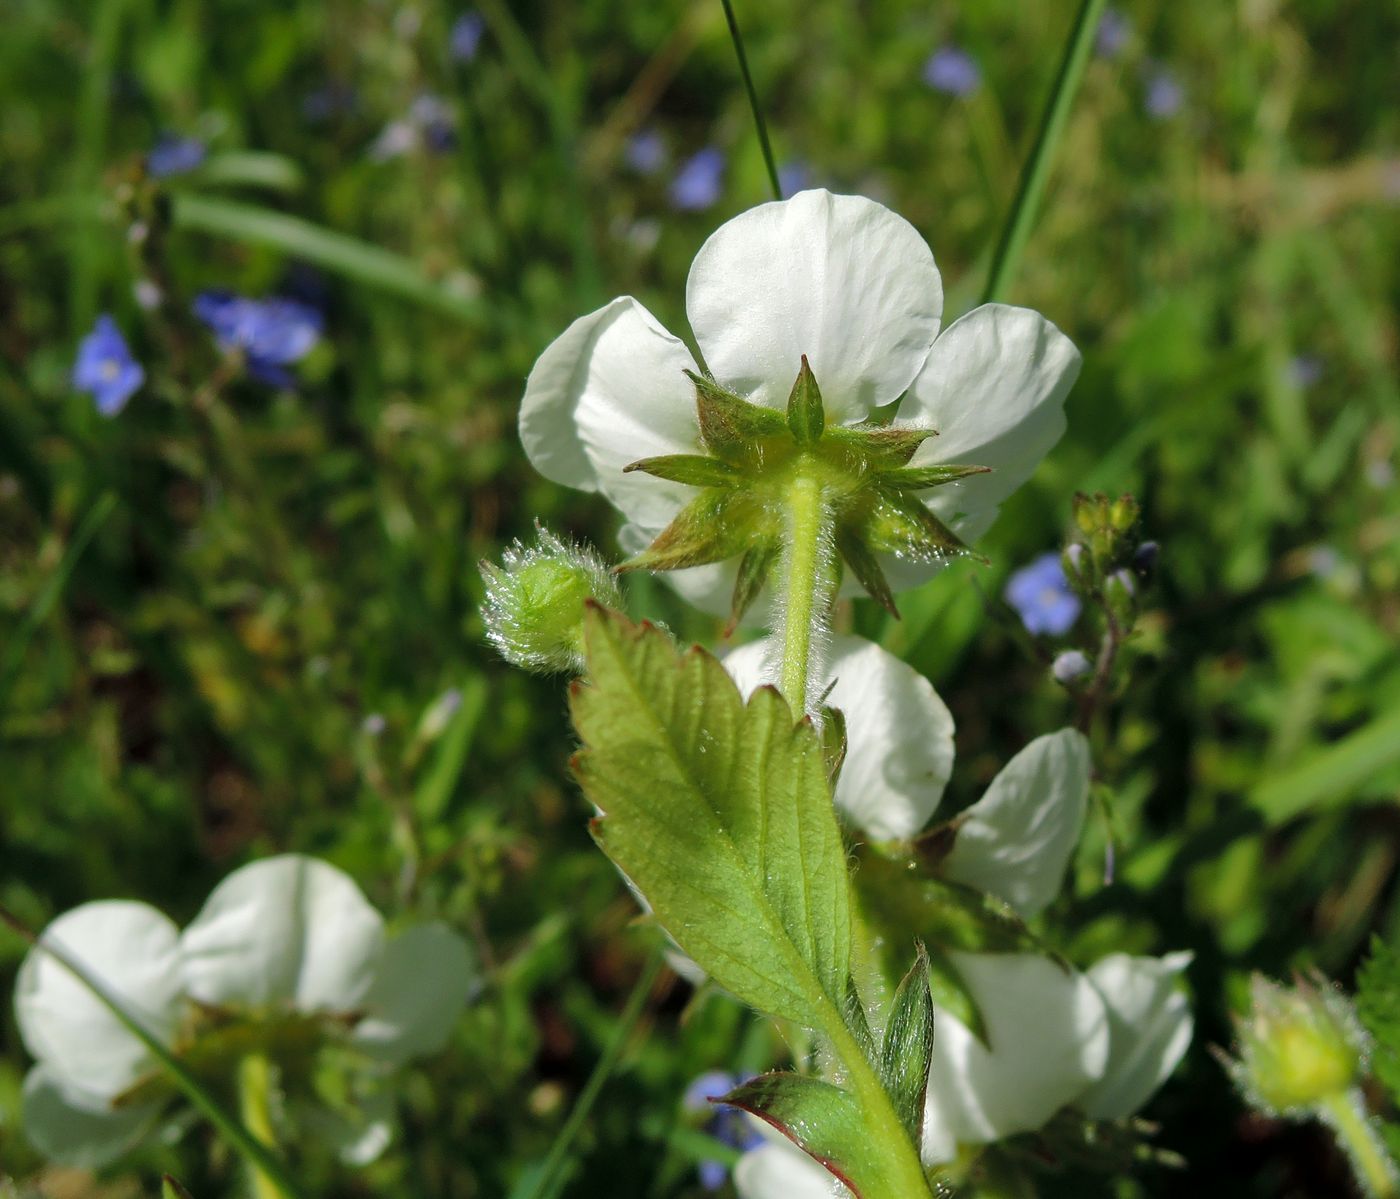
[1357,939,1400,1108]
[571,606,852,1034]
[879,946,936,1145]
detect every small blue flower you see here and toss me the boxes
[1095,8,1131,59]
[1286,354,1324,389]
[73,314,144,416]
[450,11,485,63]
[923,46,981,97]
[778,161,811,198]
[193,291,323,388]
[147,134,206,179]
[669,147,725,211]
[1144,68,1184,120]
[624,128,667,175]
[683,1070,763,1191]
[1005,552,1081,636]
[302,81,358,123]
[1052,649,1092,685]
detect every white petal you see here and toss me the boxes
[180,855,384,1013]
[903,304,1081,528]
[724,634,954,840]
[21,1065,161,1168]
[15,900,183,1102]
[351,922,478,1064]
[1080,952,1194,1119]
[942,728,1090,918]
[735,1138,852,1199]
[921,952,1109,1162]
[686,190,943,421]
[519,296,702,529]
[301,1086,396,1166]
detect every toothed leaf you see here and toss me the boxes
[572,608,852,1031]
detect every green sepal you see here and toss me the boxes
[836,527,898,616]
[786,355,826,445]
[879,463,992,491]
[623,453,742,488]
[863,485,981,563]
[879,944,936,1145]
[845,973,878,1063]
[825,425,937,469]
[688,370,786,465]
[573,607,852,1031]
[719,1072,927,1199]
[617,490,763,573]
[818,703,849,791]
[728,541,780,631]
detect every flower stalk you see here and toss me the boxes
[1320,1089,1399,1199]
[776,471,836,715]
[237,1052,287,1199]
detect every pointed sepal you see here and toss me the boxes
[623,453,742,488]
[688,370,786,465]
[825,425,938,470]
[617,490,759,573]
[879,944,936,1145]
[879,463,992,491]
[786,355,825,445]
[863,486,982,564]
[837,527,899,616]
[728,541,779,631]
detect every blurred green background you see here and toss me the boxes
[1,0,1397,1195]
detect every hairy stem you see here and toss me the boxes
[238,1053,285,1199]
[1320,1089,1399,1199]
[777,472,834,714]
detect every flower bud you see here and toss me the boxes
[1061,542,1090,590]
[1104,568,1137,627]
[1131,540,1159,586]
[1229,974,1366,1115]
[1110,493,1140,532]
[1052,649,1092,686]
[480,527,623,674]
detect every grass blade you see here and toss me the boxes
[719,0,782,201]
[980,0,1108,303]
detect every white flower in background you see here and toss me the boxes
[735,1121,853,1199]
[519,189,1081,616]
[14,855,476,1168]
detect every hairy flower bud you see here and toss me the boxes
[480,527,623,673]
[1229,974,1366,1116]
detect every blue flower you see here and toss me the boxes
[1005,552,1081,636]
[73,314,144,416]
[669,147,725,211]
[1144,68,1184,119]
[778,161,811,198]
[450,11,485,63]
[683,1071,763,1191]
[1095,8,1131,59]
[624,128,667,175]
[923,46,981,97]
[193,291,323,388]
[147,134,206,179]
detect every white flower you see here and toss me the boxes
[735,1124,852,1199]
[13,855,476,1167]
[519,189,1081,614]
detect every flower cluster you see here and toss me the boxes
[15,855,475,1168]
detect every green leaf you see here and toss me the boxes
[786,356,825,445]
[880,946,935,1144]
[623,454,742,488]
[688,371,787,465]
[1250,707,1400,826]
[1356,937,1400,1107]
[571,607,851,1031]
[719,1073,917,1199]
[162,1176,195,1199]
[879,464,993,491]
[193,151,306,194]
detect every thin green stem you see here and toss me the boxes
[719,0,782,201]
[237,1054,284,1199]
[0,906,305,1199]
[1320,1089,1399,1198]
[777,473,831,714]
[980,0,1108,304]
[518,950,664,1199]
